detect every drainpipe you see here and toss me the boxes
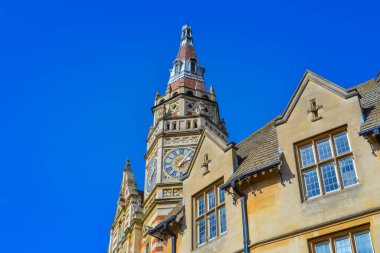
[164,223,176,253]
[231,180,249,253]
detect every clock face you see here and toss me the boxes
[146,158,157,193]
[164,148,195,178]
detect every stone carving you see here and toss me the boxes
[163,189,173,197]
[173,188,183,197]
[164,136,199,146]
[162,188,182,197]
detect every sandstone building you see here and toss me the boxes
[107,24,380,253]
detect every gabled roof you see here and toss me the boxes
[223,71,380,189]
[223,119,282,188]
[275,70,358,126]
[353,78,380,135]
[180,127,232,181]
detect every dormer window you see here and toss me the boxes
[175,64,180,74]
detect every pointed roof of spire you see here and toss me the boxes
[176,24,197,60]
[123,158,136,186]
[167,24,206,92]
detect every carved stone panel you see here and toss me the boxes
[164,136,199,147]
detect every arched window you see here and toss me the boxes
[186,91,194,96]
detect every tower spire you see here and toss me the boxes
[167,24,206,92]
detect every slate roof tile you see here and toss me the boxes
[352,78,380,133]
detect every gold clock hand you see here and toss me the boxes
[178,151,192,167]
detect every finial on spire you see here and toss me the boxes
[155,90,161,100]
[209,85,215,95]
[124,158,131,171]
[181,23,193,45]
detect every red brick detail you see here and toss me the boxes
[152,215,166,225]
[176,44,197,60]
[152,246,163,253]
[170,78,205,92]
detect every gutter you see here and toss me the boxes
[221,160,281,190]
[358,125,380,143]
[164,222,177,253]
[231,180,249,253]
[221,159,282,253]
[147,215,177,253]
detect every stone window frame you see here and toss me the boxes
[193,179,226,248]
[295,126,359,201]
[308,224,374,253]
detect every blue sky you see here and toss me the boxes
[0,0,379,252]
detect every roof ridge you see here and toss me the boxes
[350,78,377,90]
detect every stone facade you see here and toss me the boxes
[108,24,380,253]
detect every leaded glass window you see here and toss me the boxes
[296,129,358,200]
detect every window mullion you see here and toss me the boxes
[349,232,357,253]
[216,207,220,237]
[330,237,336,253]
[317,165,325,195]
[312,141,324,196]
[204,192,208,242]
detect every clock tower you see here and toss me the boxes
[142,24,227,252]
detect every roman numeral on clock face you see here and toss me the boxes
[163,147,194,179]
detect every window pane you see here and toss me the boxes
[321,163,339,192]
[207,190,216,210]
[197,218,206,245]
[300,145,315,167]
[304,169,321,198]
[317,139,333,161]
[218,187,225,204]
[198,196,205,216]
[334,133,351,155]
[219,206,227,234]
[315,241,331,253]
[334,237,352,253]
[338,157,358,187]
[208,213,217,239]
[354,231,374,253]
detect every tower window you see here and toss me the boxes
[172,122,177,130]
[175,64,180,73]
[186,120,191,129]
[186,91,194,96]
[203,95,209,100]
[193,120,198,129]
[191,62,196,72]
[166,122,170,131]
